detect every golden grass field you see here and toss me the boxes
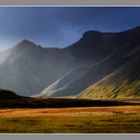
[0,105,140,133]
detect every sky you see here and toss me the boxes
[0,7,140,50]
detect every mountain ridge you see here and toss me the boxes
[1,26,140,97]
[38,26,140,98]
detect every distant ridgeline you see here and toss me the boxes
[0,26,140,99]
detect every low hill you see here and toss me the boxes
[0,89,20,99]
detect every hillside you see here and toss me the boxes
[38,66,90,97]
[79,54,140,99]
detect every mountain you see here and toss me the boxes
[64,27,140,63]
[78,27,140,99]
[1,26,140,97]
[39,49,127,98]
[64,31,119,64]
[0,29,121,97]
[38,26,140,98]
[0,40,77,96]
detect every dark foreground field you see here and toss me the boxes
[0,97,136,108]
[0,98,140,133]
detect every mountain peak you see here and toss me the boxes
[82,30,102,39]
[83,31,101,37]
[13,39,42,51]
[18,39,37,47]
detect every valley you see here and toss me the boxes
[0,97,139,133]
[0,102,140,133]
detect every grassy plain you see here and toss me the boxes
[0,98,140,133]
